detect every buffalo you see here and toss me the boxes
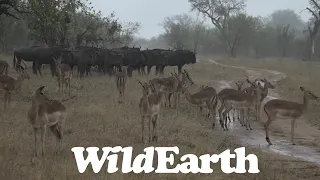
[13,46,71,77]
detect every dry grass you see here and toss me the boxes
[0,54,319,179]
[215,56,320,129]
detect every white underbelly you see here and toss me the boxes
[46,112,63,126]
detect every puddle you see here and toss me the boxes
[208,59,320,165]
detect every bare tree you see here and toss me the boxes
[189,0,246,57]
[305,0,320,60]
[276,24,295,57]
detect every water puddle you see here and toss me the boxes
[208,59,320,165]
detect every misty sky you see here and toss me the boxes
[91,0,311,39]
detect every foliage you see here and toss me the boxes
[0,0,140,51]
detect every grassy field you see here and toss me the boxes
[213,56,320,143]
[0,54,319,179]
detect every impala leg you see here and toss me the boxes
[291,118,296,145]
[152,114,158,142]
[168,93,172,108]
[177,93,181,107]
[218,103,225,129]
[50,123,63,154]
[34,127,39,157]
[199,106,203,117]
[62,78,64,97]
[206,101,216,129]
[238,109,243,126]
[264,116,274,145]
[40,125,47,157]
[57,79,60,96]
[164,93,168,107]
[7,92,12,107]
[121,90,124,103]
[4,92,7,110]
[227,113,231,122]
[246,109,252,130]
[141,115,144,143]
[118,92,122,104]
[68,79,71,96]
[257,104,261,121]
[232,109,236,122]
[222,105,232,131]
[148,116,151,143]
[173,93,177,108]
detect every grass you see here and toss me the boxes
[0,54,319,179]
[215,56,320,130]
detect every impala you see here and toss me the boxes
[28,86,67,158]
[115,70,127,103]
[218,80,262,130]
[53,55,72,96]
[264,87,319,145]
[138,80,165,143]
[0,67,30,109]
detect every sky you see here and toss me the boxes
[91,0,311,39]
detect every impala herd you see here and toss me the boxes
[0,56,318,160]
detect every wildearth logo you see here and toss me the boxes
[71,146,260,174]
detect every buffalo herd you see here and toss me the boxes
[12,46,197,78]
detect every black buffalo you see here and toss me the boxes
[112,46,145,77]
[141,49,168,75]
[13,46,71,77]
[94,48,124,76]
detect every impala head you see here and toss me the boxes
[182,70,194,85]
[149,82,158,93]
[52,55,63,66]
[137,80,150,95]
[300,87,319,100]
[170,72,180,79]
[32,86,51,102]
[235,81,244,90]
[260,78,275,89]
[17,67,30,80]
[199,85,207,91]
[179,70,194,93]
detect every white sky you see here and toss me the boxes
[91,0,311,39]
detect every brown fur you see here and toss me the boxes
[138,81,165,143]
[115,72,127,103]
[0,68,30,109]
[264,86,319,145]
[184,85,218,128]
[53,57,72,97]
[149,73,180,108]
[218,80,262,131]
[28,86,67,158]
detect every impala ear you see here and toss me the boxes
[36,86,45,94]
[135,80,143,86]
[38,86,45,91]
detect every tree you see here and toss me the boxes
[269,9,305,30]
[276,24,295,57]
[0,0,25,19]
[304,0,320,60]
[25,0,123,46]
[118,22,141,46]
[189,0,247,57]
[162,14,193,50]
